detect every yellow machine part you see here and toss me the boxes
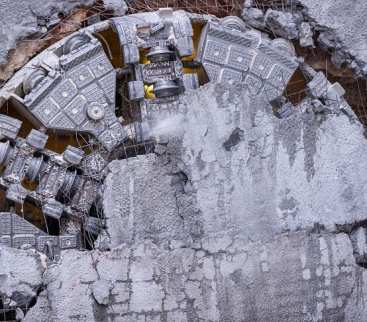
[144,85,155,99]
[137,22,207,99]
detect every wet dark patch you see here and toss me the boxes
[223,128,245,151]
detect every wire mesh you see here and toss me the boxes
[251,0,301,11]
[126,0,243,17]
[0,295,32,322]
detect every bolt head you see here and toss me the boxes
[87,103,105,121]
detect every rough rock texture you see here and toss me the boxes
[0,0,98,65]
[103,0,128,16]
[106,84,367,244]
[102,154,198,249]
[242,0,367,76]
[241,4,265,30]
[264,9,302,40]
[13,84,366,321]
[2,84,367,321]
[0,0,127,67]
[21,231,367,322]
[299,22,314,48]
[297,0,367,76]
[0,246,45,308]
[23,291,51,322]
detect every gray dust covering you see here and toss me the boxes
[3,84,365,322]
[0,0,90,64]
[0,246,45,309]
[297,0,367,76]
[243,0,367,76]
[1,1,367,320]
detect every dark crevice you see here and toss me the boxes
[308,222,326,234]
[336,220,367,270]
[223,128,245,151]
[83,199,105,250]
[127,0,243,17]
[335,219,367,235]
[0,286,44,322]
[301,220,367,270]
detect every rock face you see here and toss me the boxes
[23,291,51,322]
[1,2,367,321]
[102,154,199,249]
[0,82,366,321]
[92,279,113,306]
[11,84,366,321]
[22,231,367,322]
[166,84,367,239]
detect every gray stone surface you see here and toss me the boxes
[242,0,367,76]
[103,154,198,248]
[264,9,302,40]
[0,0,129,66]
[241,6,266,30]
[23,291,52,322]
[0,0,95,65]
[14,231,367,321]
[103,0,128,16]
[0,246,45,307]
[87,84,367,321]
[166,84,367,239]
[92,279,113,305]
[299,22,314,48]
[110,83,367,246]
[3,82,367,321]
[297,0,367,76]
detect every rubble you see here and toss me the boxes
[103,0,128,16]
[94,84,367,320]
[242,0,367,76]
[299,22,314,48]
[298,0,367,77]
[241,6,265,30]
[0,246,45,311]
[264,9,302,40]
[0,0,95,65]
